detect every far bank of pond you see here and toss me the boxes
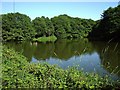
[5,39,120,80]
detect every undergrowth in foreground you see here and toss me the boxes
[2,46,120,89]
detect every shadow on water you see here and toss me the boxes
[5,39,120,80]
[91,41,120,79]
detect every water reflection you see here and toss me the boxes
[33,39,94,60]
[5,39,120,80]
[91,41,120,78]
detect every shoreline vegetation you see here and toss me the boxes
[2,46,120,89]
[33,35,57,42]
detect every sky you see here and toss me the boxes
[1,2,119,20]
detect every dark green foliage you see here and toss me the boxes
[2,46,120,89]
[45,17,55,36]
[89,5,120,40]
[32,16,54,38]
[51,14,95,39]
[51,15,71,38]
[2,12,36,41]
[2,13,95,41]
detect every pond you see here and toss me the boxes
[5,39,120,80]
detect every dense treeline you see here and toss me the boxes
[89,5,120,41]
[2,5,120,41]
[2,13,95,41]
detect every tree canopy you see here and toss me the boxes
[2,13,95,41]
[51,14,95,39]
[2,12,35,41]
[89,5,120,41]
[32,16,54,38]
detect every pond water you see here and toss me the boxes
[5,39,120,80]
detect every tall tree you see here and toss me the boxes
[32,16,47,37]
[51,14,95,39]
[45,17,54,36]
[89,5,120,40]
[2,12,35,41]
[32,16,54,37]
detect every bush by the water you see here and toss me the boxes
[33,35,57,42]
[2,46,120,89]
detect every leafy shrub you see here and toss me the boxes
[33,35,57,42]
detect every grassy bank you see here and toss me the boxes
[2,46,120,89]
[33,36,57,42]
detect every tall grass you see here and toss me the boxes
[101,39,120,79]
